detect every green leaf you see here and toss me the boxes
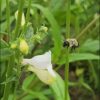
[23,89,48,100]
[58,53,99,65]
[22,74,49,100]
[22,74,35,89]
[69,53,99,62]
[0,39,8,48]
[31,4,62,61]
[50,73,70,100]
[79,39,99,52]
[49,0,63,13]
[19,95,36,100]
[0,48,14,62]
[81,82,94,93]
[0,77,16,84]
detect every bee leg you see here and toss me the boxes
[70,46,76,52]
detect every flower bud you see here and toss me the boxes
[76,68,84,76]
[19,39,29,55]
[11,43,17,49]
[39,26,48,33]
[15,11,25,26]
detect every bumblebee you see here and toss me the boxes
[63,38,79,49]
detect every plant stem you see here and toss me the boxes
[3,55,14,100]
[88,61,98,88]
[6,0,10,41]
[14,0,24,39]
[65,0,71,100]
[76,15,100,40]
[3,1,12,100]
[75,16,79,36]
[21,0,32,36]
[66,0,71,39]
[0,0,2,22]
[13,53,21,100]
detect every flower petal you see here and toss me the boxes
[23,51,51,69]
[22,59,31,65]
[28,66,56,84]
[47,65,56,77]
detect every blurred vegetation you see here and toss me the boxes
[0,0,100,100]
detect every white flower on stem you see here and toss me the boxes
[22,51,56,84]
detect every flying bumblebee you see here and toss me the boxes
[63,38,79,49]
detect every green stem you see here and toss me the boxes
[14,0,24,39]
[65,49,69,100]
[21,0,32,36]
[65,0,71,100]
[6,0,10,41]
[66,0,70,39]
[75,16,79,36]
[88,61,98,88]
[3,1,12,100]
[98,27,100,92]
[3,55,14,100]
[13,53,21,100]
[76,15,100,40]
[0,0,2,22]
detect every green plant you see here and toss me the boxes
[0,0,99,100]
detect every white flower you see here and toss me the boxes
[22,51,56,84]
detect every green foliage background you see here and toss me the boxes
[0,0,99,100]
